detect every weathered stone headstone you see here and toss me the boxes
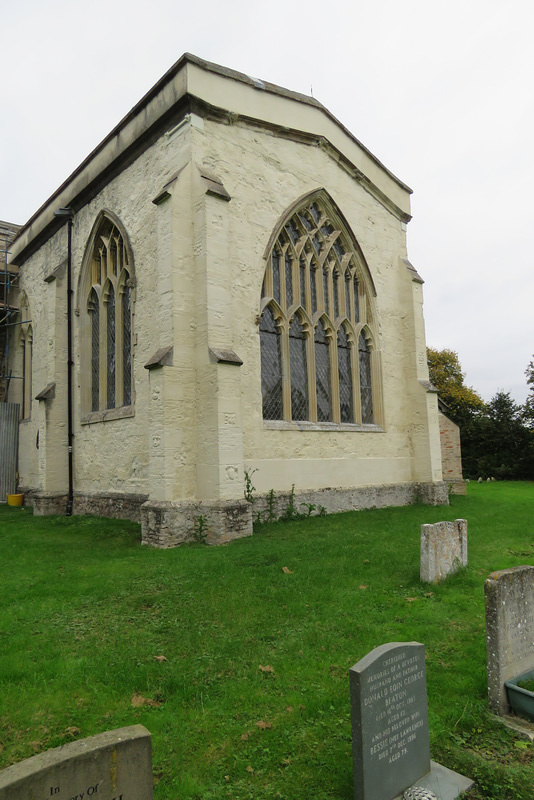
[485,565,534,715]
[0,726,152,800]
[420,519,467,583]
[350,642,430,800]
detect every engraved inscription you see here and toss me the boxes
[363,652,425,764]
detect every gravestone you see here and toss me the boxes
[350,643,474,800]
[420,519,467,583]
[0,726,152,800]
[350,642,430,800]
[485,565,534,715]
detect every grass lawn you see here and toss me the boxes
[1,482,534,799]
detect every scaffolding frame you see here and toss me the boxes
[0,221,23,403]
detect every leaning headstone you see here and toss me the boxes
[485,565,534,715]
[350,642,474,800]
[420,519,467,583]
[0,726,152,800]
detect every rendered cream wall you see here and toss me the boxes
[16,120,194,501]
[15,93,441,511]
[189,116,438,495]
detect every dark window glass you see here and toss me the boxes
[300,257,307,308]
[323,269,330,315]
[353,275,360,323]
[315,320,331,421]
[106,286,116,409]
[90,291,99,412]
[260,307,283,420]
[359,333,373,424]
[333,272,339,318]
[285,251,293,307]
[272,250,281,303]
[334,238,345,259]
[338,326,353,423]
[345,272,351,318]
[289,316,308,420]
[310,264,318,314]
[310,203,321,225]
[122,283,132,406]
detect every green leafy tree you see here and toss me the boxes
[427,348,485,428]
[524,356,534,428]
[470,391,534,480]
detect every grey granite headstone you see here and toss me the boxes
[420,519,467,583]
[350,642,430,800]
[0,726,152,800]
[485,565,534,714]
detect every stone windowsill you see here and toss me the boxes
[263,420,383,432]
[81,405,135,425]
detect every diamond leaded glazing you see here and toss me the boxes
[259,194,378,425]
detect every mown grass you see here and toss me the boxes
[1,482,534,799]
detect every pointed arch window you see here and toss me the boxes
[82,214,134,419]
[259,193,381,426]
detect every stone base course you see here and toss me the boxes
[24,481,447,548]
[251,481,448,523]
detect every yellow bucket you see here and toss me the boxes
[7,493,24,507]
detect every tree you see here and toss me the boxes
[524,356,534,428]
[471,392,534,480]
[427,348,485,428]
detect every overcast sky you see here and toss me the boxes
[2,0,533,404]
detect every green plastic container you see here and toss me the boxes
[505,669,534,721]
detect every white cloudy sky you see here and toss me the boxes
[2,0,533,403]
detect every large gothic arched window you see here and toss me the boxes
[81,214,134,418]
[259,193,381,426]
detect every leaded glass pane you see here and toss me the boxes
[122,284,132,406]
[106,287,116,409]
[353,275,360,323]
[90,292,99,412]
[334,238,345,260]
[272,250,281,303]
[298,212,313,231]
[338,327,353,423]
[333,272,339,318]
[285,252,293,308]
[310,264,318,314]
[310,203,321,224]
[315,320,331,422]
[323,269,330,315]
[345,272,351,318]
[359,333,373,424]
[299,257,306,308]
[289,316,308,420]
[285,218,300,244]
[260,307,283,420]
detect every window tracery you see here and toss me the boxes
[260,194,380,426]
[81,215,134,418]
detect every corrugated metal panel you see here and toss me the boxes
[0,402,20,501]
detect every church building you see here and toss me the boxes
[5,54,447,545]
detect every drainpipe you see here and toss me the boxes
[54,207,74,516]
